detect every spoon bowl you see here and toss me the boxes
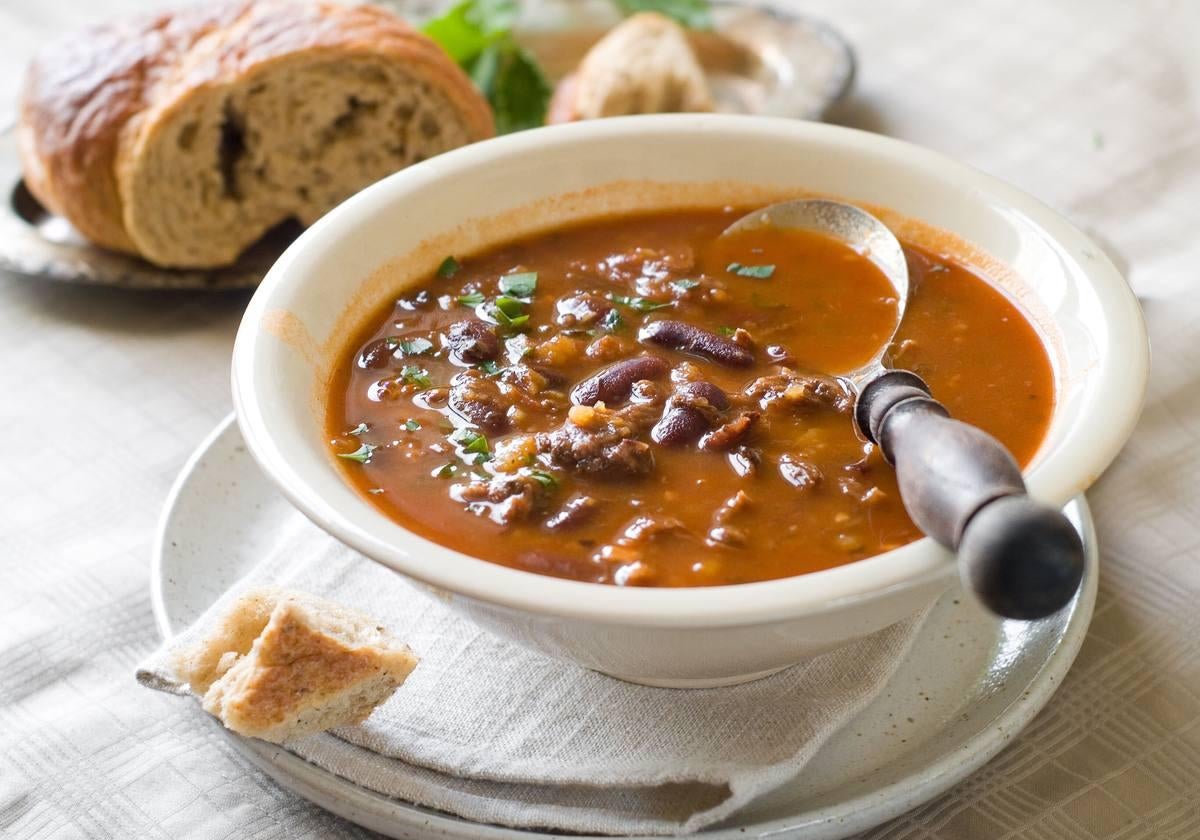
[722,199,909,384]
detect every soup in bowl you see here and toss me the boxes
[232,115,1146,686]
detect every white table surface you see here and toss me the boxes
[2,1,1198,838]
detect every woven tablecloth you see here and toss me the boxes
[2,1,1197,837]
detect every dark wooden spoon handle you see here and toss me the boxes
[856,370,1084,620]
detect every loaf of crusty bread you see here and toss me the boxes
[18,1,494,269]
[547,12,714,123]
[176,588,418,743]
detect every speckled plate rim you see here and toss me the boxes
[149,413,1097,840]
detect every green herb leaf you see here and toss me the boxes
[433,462,459,479]
[479,359,502,375]
[528,469,558,489]
[387,337,434,356]
[601,308,624,332]
[613,0,713,29]
[610,293,672,312]
[717,326,737,336]
[457,291,486,307]
[368,487,386,495]
[670,278,701,291]
[499,271,538,298]
[451,428,492,462]
[424,2,550,134]
[349,422,369,436]
[465,0,520,33]
[399,365,433,389]
[437,256,461,278]
[727,262,776,279]
[474,43,551,134]
[491,295,530,330]
[494,296,524,317]
[337,443,378,464]
[421,0,516,63]
[404,419,421,432]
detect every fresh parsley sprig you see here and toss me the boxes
[609,293,672,313]
[727,263,776,279]
[451,428,493,463]
[422,1,712,134]
[422,0,549,134]
[337,443,378,464]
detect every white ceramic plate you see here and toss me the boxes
[151,415,1097,839]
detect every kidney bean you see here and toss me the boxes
[650,382,729,446]
[357,339,394,369]
[651,406,710,446]
[446,319,500,363]
[638,320,754,367]
[545,494,600,530]
[570,355,669,406]
[679,381,729,409]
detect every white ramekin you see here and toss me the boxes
[232,115,1147,687]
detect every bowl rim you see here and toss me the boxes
[232,114,1148,628]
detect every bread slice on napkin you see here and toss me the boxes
[175,588,418,743]
[18,0,494,269]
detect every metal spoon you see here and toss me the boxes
[722,199,1084,620]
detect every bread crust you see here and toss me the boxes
[19,1,493,262]
[177,588,419,743]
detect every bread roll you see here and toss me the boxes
[18,1,494,269]
[176,588,418,743]
[548,12,714,123]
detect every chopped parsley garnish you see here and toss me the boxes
[670,278,701,291]
[499,271,537,298]
[609,293,672,312]
[479,359,502,375]
[433,463,459,479]
[451,428,492,462]
[399,365,433,389]
[528,469,557,489]
[457,291,486,306]
[368,488,385,495]
[404,419,421,432]
[387,336,434,356]
[491,295,530,330]
[337,443,378,464]
[348,422,369,436]
[727,262,775,279]
[717,326,737,337]
[600,308,624,332]
[437,256,461,278]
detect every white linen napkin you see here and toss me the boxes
[136,512,930,836]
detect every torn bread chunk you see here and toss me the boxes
[550,12,714,122]
[18,1,493,268]
[176,588,418,743]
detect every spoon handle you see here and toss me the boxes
[856,370,1084,620]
